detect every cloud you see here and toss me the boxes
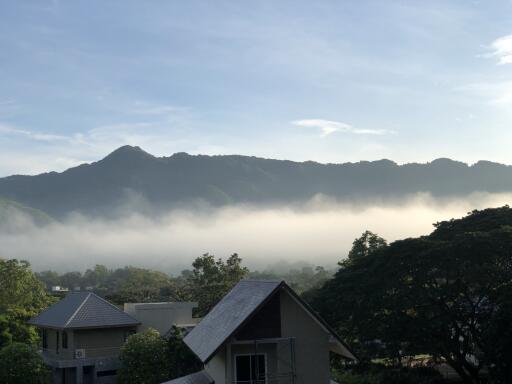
[292,119,391,137]
[489,34,512,65]
[0,123,73,143]
[1,192,511,273]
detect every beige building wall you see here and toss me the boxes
[205,346,226,384]
[280,289,331,384]
[74,327,135,358]
[124,302,198,335]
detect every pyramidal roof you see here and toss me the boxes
[29,291,140,329]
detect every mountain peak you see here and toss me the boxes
[108,145,149,156]
[99,145,155,165]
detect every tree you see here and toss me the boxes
[0,259,54,348]
[183,253,249,316]
[311,207,512,384]
[58,271,82,290]
[82,264,110,287]
[118,329,170,384]
[35,270,60,290]
[346,230,387,263]
[166,326,202,379]
[105,267,171,304]
[0,342,49,384]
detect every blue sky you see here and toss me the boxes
[1,0,512,175]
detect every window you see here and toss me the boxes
[97,370,117,377]
[42,329,48,349]
[62,331,68,349]
[56,332,60,354]
[235,354,266,384]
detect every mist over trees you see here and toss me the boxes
[3,207,512,383]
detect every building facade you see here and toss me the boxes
[29,292,140,384]
[166,280,356,384]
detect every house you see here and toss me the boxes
[123,301,200,336]
[165,280,356,384]
[28,291,140,384]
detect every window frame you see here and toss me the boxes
[62,331,68,349]
[233,353,267,384]
[42,329,48,349]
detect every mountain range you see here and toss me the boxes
[1,145,512,218]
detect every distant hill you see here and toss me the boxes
[0,145,512,218]
[0,196,54,225]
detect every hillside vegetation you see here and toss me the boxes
[1,146,512,217]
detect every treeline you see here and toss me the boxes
[35,258,331,312]
[309,207,512,384]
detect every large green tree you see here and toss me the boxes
[0,342,49,384]
[118,329,170,384]
[346,230,387,262]
[181,253,249,316]
[0,259,54,348]
[312,207,512,384]
[105,267,171,304]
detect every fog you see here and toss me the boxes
[1,192,511,273]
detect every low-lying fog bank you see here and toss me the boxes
[1,192,511,273]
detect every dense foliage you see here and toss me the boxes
[179,253,249,316]
[118,328,201,384]
[118,329,170,384]
[310,207,512,384]
[0,259,54,348]
[0,342,49,384]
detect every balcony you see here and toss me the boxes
[40,347,122,368]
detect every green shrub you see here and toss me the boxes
[0,342,49,384]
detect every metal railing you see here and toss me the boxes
[41,346,122,360]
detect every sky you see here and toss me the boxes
[1,0,512,176]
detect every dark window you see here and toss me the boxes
[62,331,68,349]
[42,329,48,349]
[97,370,117,377]
[235,354,266,384]
[56,332,60,354]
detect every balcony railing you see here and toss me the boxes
[41,346,122,361]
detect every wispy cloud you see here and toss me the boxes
[0,123,73,143]
[292,119,391,137]
[487,34,512,65]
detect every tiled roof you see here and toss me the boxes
[184,280,283,362]
[161,371,213,384]
[28,291,140,329]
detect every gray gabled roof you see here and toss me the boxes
[184,280,283,362]
[28,291,140,329]
[184,279,357,363]
[161,371,213,384]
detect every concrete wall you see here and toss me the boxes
[205,346,226,384]
[74,327,135,358]
[43,329,74,359]
[124,302,198,335]
[280,289,331,384]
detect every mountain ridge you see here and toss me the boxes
[1,145,512,218]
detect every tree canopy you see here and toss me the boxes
[0,342,49,384]
[118,328,201,384]
[0,259,54,348]
[180,253,249,316]
[311,207,512,384]
[118,329,170,384]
